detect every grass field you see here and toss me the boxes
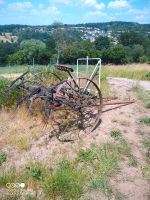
[0,65,49,74]
[102,64,150,81]
[0,63,150,81]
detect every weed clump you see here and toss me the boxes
[139,117,150,126]
[91,177,113,198]
[26,162,44,180]
[110,130,122,138]
[0,150,7,165]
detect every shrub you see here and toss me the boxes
[0,150,7,165]
[146,72,150,80]
[140,55,149,63]
[0,77,20,107]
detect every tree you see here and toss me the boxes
[52,22,66,64]
[95,36,110,51]
[0,43,18,65]
[132,44,144,62]
[8,50,25,65]
[124,46,134,63]
[119,31,144,46]
[45,35,56,54]
[102,44,126,64]
[19,39,46,64]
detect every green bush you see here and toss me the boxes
[0,150,7,165]
[140,55,149,63]
[146,72,150,80]
[0,77,20,107]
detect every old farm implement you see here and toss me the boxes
[6,59,135,141]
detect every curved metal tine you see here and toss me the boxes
[49,106,77,142]
[78,112,91,135]
[31,71,58,88]
[31,72,48,87]
[41,111,51,130]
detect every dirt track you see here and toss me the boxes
[0,77,150,199]
[108,77,150,91]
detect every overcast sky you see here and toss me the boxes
[0,0,149,25]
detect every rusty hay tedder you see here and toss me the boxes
[6,58,135,141]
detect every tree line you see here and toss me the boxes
[0,30,150,66]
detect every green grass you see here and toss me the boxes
[0,150,7,166]
[0,65,48,74]
[91,177,113,198]
[0,167,16,186]
[139,117,150,126]
[0,167,29,187]
[0,140,137,199]
[110,130,122,138]
[78,148,96,162]
[42,160,85,200]
[26,162,45,181]
[115,192,126,200]
[25,195,38,200]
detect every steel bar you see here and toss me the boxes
[102,100,136,106]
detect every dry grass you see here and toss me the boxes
[102,63,150,81]
[0,108,45,151]
[105,63,150,71]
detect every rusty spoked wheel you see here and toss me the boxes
[77,78,103,133]
[49,105,80,142]
[48,78,103,142]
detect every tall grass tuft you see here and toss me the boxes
[42,160,85,200]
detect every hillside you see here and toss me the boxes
[0,21,149,44]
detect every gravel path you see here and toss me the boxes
[108,77,150,91]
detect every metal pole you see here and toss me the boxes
[86,56,89,72]
[77,59,79,84]
[99,59,101,89]
[32,57,35,73]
